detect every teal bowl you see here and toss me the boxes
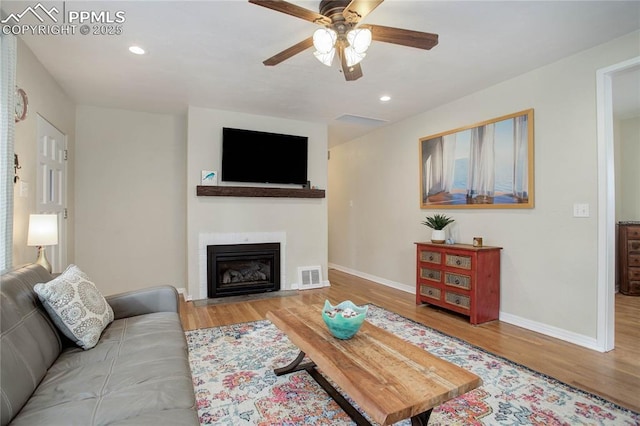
[322,300,368,340]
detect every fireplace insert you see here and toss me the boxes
[207,243,280,298]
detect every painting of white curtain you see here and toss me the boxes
[513,114,529,199]
[422,134,457,201]
[467,123,495,199]
[420,109,533,209]
[1,34,17,271]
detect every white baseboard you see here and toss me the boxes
[499,312,603,352]
[329,263,603,352]
[291,280,331,290]
[328,263,414,294]
[176,287,192,301]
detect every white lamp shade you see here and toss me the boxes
[313,28,337,53]
[344,46,366,67]
[27,214,59,246]
[313,48,336,66]
[347,28,372,54]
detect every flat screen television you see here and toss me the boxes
[221,127,308,185]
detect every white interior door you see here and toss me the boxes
[37,115,67,273]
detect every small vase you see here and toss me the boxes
[431,229,446,244]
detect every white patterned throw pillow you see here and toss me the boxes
[34,264,114,350]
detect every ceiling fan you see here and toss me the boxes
[248,0,439,81]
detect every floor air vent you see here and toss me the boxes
[297,266,323,290]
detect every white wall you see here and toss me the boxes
[186,107,328,299]
[13,38,75,269]
[75,106,186,295]
[328,31,640,345]
[618,117,640,220]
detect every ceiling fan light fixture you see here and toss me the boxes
[313,48,336,66]
[346,28,372,54]
[344,46,366,67]
[313,28,337,53]
[249,0,439,82]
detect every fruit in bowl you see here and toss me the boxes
[322,300,368,339]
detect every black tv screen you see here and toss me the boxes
[221,127,308,185]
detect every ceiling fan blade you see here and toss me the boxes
[263,37,314,66]
[249,0,331,25]
[338,44,363,81]
[342,0,384,24]
[369,24,439,50]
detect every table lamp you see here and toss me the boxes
[27,214,58,273]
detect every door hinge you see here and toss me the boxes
[63,208,68,219]
[64,150,68,161]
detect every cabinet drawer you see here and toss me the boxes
[445,292,470,310]
[420,250,442,264]
[420,267,442,282]
[445,272,471,290]
[629,240,640,254]
[445,254,472,270]
[626,281,640,295]
[629,255,640,267]
[629,268,640,280]
[420,285,441,300]
[626,226,640,240]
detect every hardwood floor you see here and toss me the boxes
[180,269,640,413]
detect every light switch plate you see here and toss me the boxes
[573,203,590,217]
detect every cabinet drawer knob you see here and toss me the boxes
[429,255,434,261]
[454,279,460,284]
[456,260,461,265]
[428,273,434,278]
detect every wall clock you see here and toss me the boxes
[15,87,28,123]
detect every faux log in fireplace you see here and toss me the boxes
[207,243,281,298]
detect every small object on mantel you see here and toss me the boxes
[473,237,483,247]
[201,170,218,186]
[445,238,455,244]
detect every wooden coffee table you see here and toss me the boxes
[266,306,482,425]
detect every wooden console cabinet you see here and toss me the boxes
[415,242,502,324]
[618,222,640,296]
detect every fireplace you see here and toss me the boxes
[207,243,280,298]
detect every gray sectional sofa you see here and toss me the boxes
[0,264,199,425]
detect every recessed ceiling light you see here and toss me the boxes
[379,95,391,102]
[128,46,145,55]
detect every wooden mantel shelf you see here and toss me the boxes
[196,185,325,198]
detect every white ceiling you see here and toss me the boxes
[3,0,640,146]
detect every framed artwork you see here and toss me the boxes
[419,109,534,209]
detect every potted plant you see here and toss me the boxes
[421,214,455,244]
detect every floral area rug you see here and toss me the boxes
[185,305,639,425]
